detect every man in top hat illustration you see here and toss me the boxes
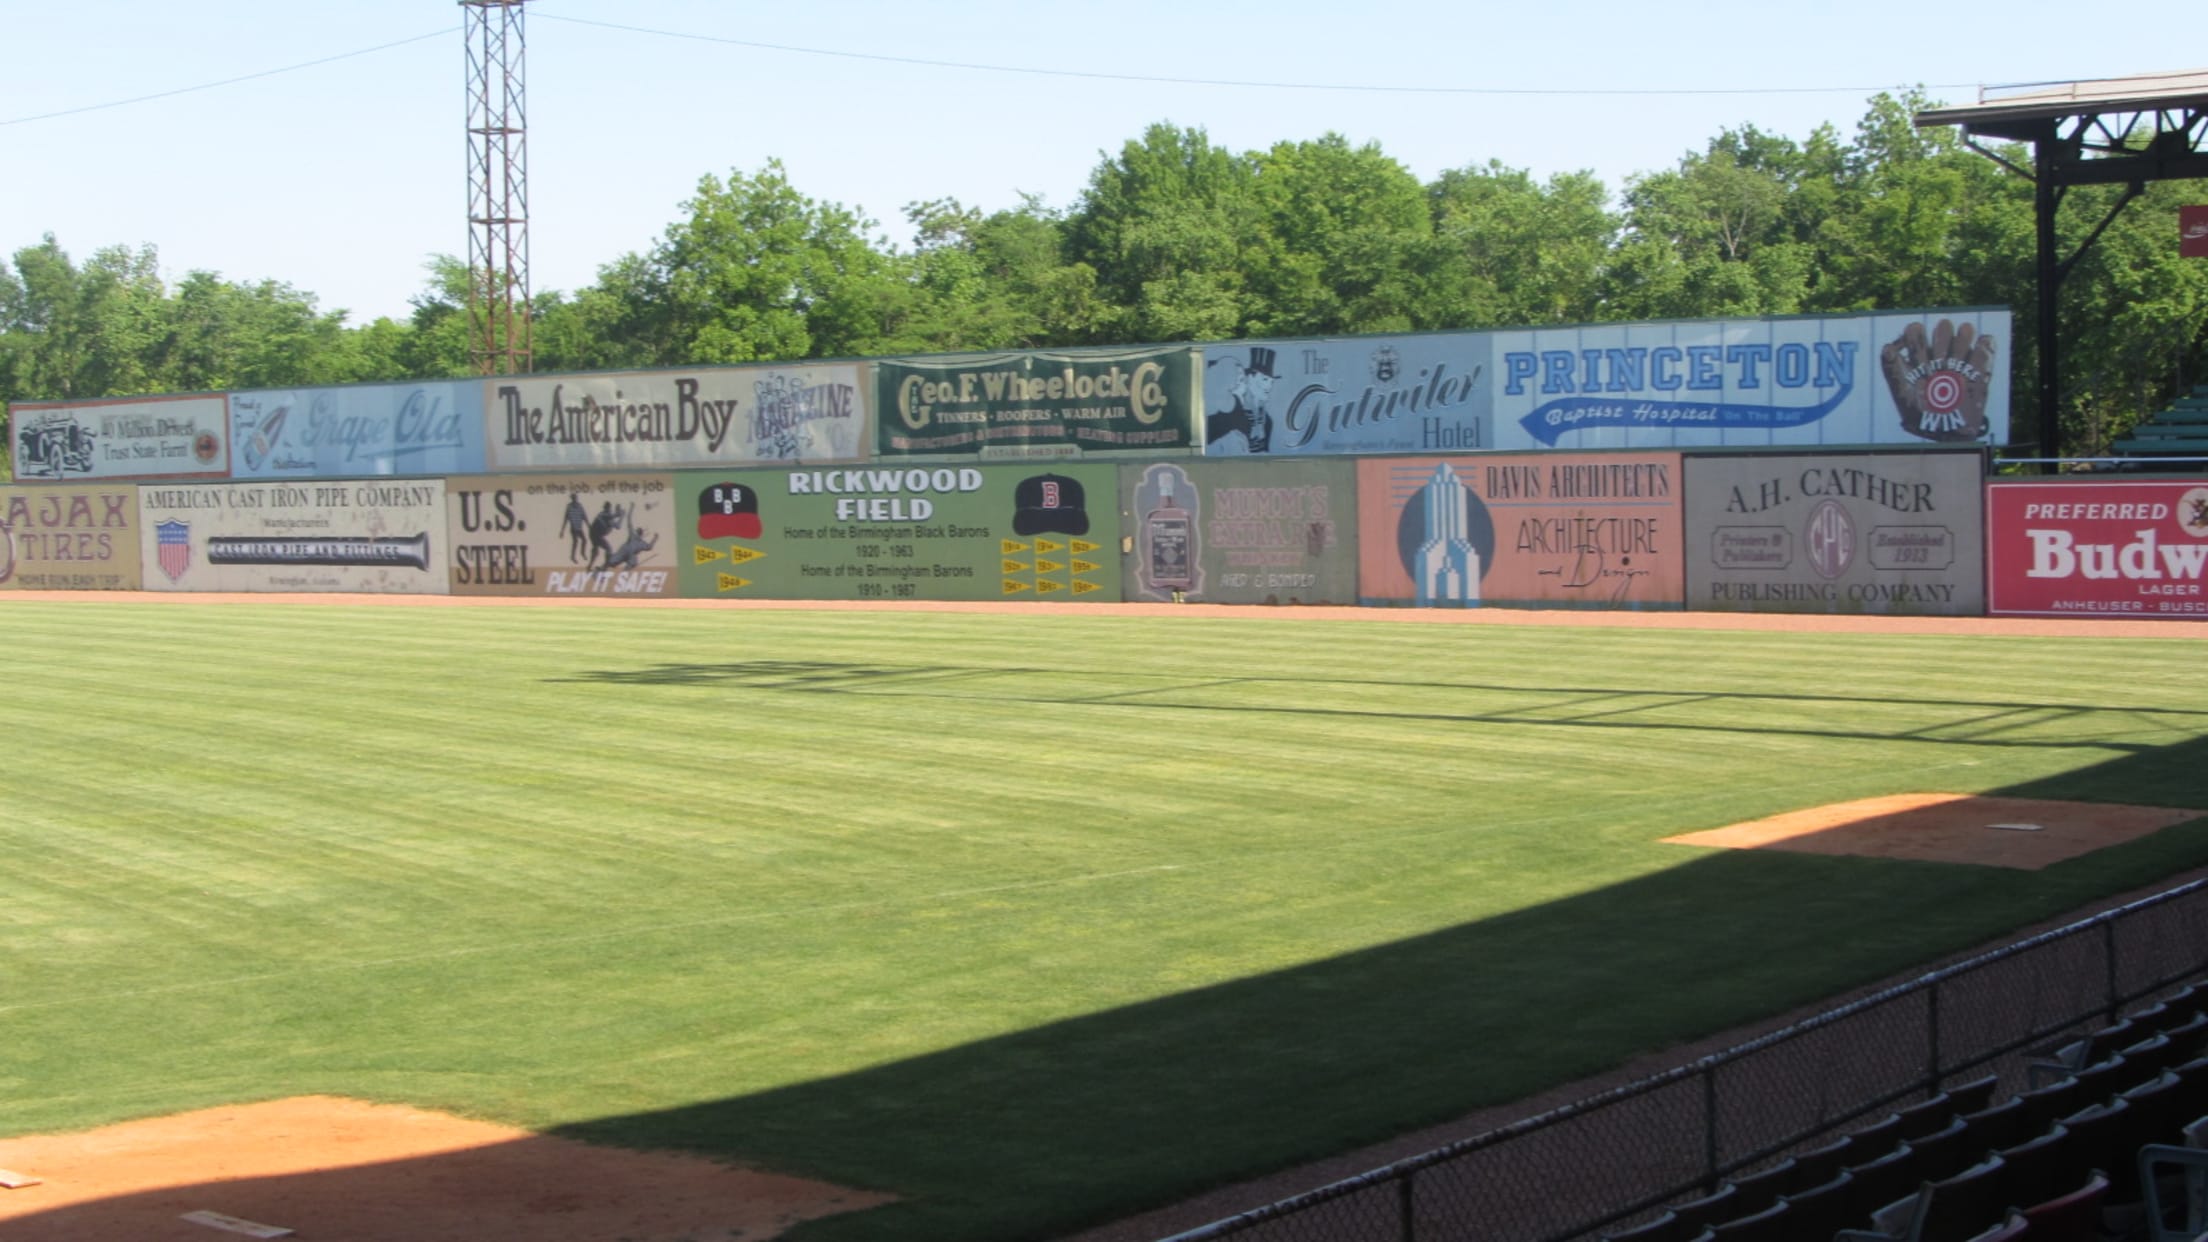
[1206,346,1277,453]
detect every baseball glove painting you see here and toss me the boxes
[1882,319,1996,443]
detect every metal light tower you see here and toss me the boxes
[462,0,532,376]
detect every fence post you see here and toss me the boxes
[2105,923,2122,1022]
[1926,982,1943,1098]
[1703,1064,1720,1190]
[1399,1169,1416,1242]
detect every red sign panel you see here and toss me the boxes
[2186,206,2208,259]
[1986,481,2208,618]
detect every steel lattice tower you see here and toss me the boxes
[462,0,532,376]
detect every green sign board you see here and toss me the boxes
[874,347,1198,458]
[677,464,1124,602]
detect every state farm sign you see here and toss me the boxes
[1986,480,2208,617]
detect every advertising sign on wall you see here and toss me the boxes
[0,485,143,590]
[678,463,1123,601]
[490,363,867,470]
[1489,309,2011,451]
[1682,452,1985,614]
[874,347,1197,458]
[230,382,487,479]
[11,394,228,482]
[1356,453,1684,608]
[137,479,448,593]
[1200,334,1490,457]
[1986,480,2208,618]
[1120,459,1358,604]
[446,474,678,597]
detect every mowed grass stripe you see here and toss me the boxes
[2,602,2206,1240]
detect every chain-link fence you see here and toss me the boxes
[1159,878,2208,1242]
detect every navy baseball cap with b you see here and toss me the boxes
[1012,473,1088,537]
[698,482,762,540]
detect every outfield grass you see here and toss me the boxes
[2,601,2205,1240]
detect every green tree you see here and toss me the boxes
[1423,161,1613,328]
[1241,133,1431,336]
[1065,123,1259,342]
[0,236,169,400]
[593,159,908,365]
[1604,124,1840,319]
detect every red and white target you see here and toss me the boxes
[1922,370,1965,415]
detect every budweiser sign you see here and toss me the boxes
[1987,482,2208,617]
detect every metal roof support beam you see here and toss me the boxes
[1918,71,2208,464]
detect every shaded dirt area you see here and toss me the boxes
[0,1096,889,1242]
[1664,793,2200,870]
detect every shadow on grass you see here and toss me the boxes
[9,740,2206,1242]
[555,658,2208,755]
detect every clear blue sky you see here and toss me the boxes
[1,0,2195,324]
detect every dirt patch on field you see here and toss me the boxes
[1661,793,2199,869]
[0,1096,888,1242]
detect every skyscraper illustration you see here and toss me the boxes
[1415,462,1480,604]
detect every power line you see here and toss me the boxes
[0,28,456,128]
[536,12,1977,98]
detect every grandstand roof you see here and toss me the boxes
[1918,68,2208,137]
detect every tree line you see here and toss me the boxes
[4,91,2204,471]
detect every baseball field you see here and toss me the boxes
[3,598,2207,1241]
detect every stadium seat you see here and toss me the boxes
[1705,1198,1791,1241]
[1961,1210,2027,1241]
[1894,1091,1962,1141]
[2072,1052,2138,1104]
[2139,1115,2208,1242]
[1599,1209,1689,1242]
[1839,1155,2008,1242]
[1991,1124,2084,1204]
[1849,1111,1908,1161]
[2056,1096,2132,1169]
[1723,1157,1799,1215]
[1666,1183,1738,1237]
[1900,1116,1983,1184]
[2015,1075,2086,1137]
[2160,1012,2208,1062]
[2174,1056,2208,1105]
[1846,1145,1929,1226]
[2032,1018,2138,1085]
[1955,1096,2033,1156]
[1945,1075,2000,1118]
[2107,1075,2195,1204]
[1780,1170,1860,1241]
[2125,1034,2195,1084]
[1790,1135,1858,1192]
[2018,1169,2110,1242]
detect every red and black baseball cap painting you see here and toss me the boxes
[698,482,762,540]
[1013,473,1088,537]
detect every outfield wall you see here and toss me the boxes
[29,450,2183,620]
[32,308,2207,619]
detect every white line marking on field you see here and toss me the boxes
[180,1210,293,1237]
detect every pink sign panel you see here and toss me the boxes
[1986,481,2208,618]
